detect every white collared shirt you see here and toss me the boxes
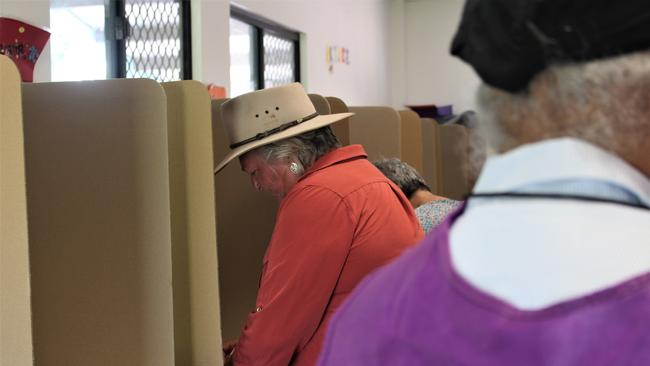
[450,138,650,310]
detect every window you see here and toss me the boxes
[50,0,107,81]
[229,16,256,96]
[229,6,300,97]
[50,0,191,82]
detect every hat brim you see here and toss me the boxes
[214,112,354,174]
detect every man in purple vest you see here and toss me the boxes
[318,1,650,365]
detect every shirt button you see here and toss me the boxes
[256,306,263,312]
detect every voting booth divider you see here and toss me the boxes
[325,96,352,146]
[347,106,402,162]
[0,55,223,366]
[22,77,176,366]
[162,81,223,366]
[398,109,425,175]
[421,117,443,194]
[437,122,471,200]
[421,117,471,200]
[1,52,34,366]
[308,93,332,116]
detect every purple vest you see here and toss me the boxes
[318,205,650,365]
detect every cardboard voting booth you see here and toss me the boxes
[308,93,332,115]
[438,123,470,200]
[2,60,239,365]
[212,99,279,340]
[310,93,355,146]
[398,109,425,175]
[420,118,470,200]
[0,54,34,366]
[162,81,223,366]
[22,79,175,366]
[325,96,351,146]
[348,106,402,161]
[421,117,442,194]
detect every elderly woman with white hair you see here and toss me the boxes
[373,158,461,234]
[214,83,423,366]
[318,0,650,365]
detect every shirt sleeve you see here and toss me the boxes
[234,185,355,366]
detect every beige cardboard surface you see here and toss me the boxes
[420,118,441,194]
[162,81,223,366]
[420,118,470,199]
[308,93,331,115]
[398,109,424,174]
[22,79,175,366]
[348,106,401,161]
[438,124,470,200]
[325,96,350,146]
[211,99,279,340]
[0,55,34,366]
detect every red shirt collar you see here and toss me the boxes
[299,144,367,181]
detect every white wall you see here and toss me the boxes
[191,1,231,94]
[0,0,477,110]
[400,0,479,112]
[388,0,406,109]
[0,0,51,82]
[227,0,392,105]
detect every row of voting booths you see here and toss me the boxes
[1,53,475,365]
[2,55,221,366]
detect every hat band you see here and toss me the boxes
[229,112,320,149]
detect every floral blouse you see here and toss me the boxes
[415,198,462,234]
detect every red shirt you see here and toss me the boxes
[234,145,423,366]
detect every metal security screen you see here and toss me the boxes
[124,0,182,81]
[263,32,296,88]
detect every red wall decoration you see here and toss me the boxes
[0,17,50,82]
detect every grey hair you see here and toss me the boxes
[476,50,650,160]
[248,126,341,175]
[373,158,430,199]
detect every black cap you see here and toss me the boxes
[450,0,650,92]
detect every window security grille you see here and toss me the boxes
[123,0,187,81]
[230,6,300,96]
[263,32,295,88]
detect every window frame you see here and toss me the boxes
[230,5,300,90]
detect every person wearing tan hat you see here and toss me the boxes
[215,83,423,366]
[318,1,650,365]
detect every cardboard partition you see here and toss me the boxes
[211,99,279,340]
[308,93,332,115]
[420,118,442,194]
[325,96,351,146]
[420,118,470,200]
[162,81,223,366]
[398,109,424,175]
[310,93,356,147]
[348,106,401,162]
[438,123,470,200]
[0,55,33,366]
[22,79,175,366]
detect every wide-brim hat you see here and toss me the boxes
[214,83,353,173]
